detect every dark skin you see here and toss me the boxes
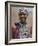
[19,14,28,24]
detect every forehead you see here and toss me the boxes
[19,12,27,16]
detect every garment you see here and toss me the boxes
[19,22,29,38]
[12,22,31,39]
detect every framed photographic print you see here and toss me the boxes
[5,1,37,45]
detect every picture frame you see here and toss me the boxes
[5,1,37,45]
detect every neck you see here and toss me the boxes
[20,21,27,25]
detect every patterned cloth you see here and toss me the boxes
[12,22,32,39]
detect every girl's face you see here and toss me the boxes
[19,14,27,23]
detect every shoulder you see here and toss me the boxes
[15,22,21,27]
[15,22,20,26]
